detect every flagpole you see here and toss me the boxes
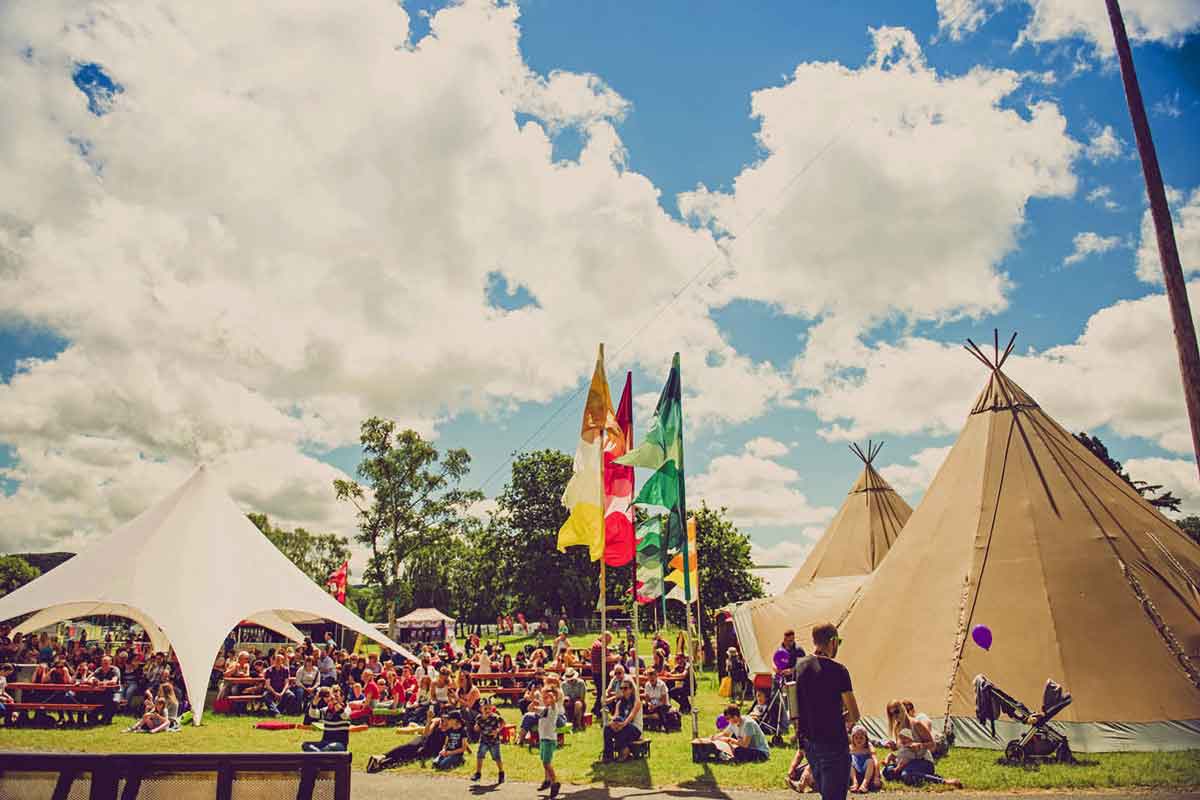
[599,415,609,727]
[674,354,698,738]
[659,512,668,631]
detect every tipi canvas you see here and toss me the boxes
[729,444,912,674]
[838,334,1200,752]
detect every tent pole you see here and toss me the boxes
[1105,0,1200,479]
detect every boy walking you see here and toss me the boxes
[472,699,506,784]
[536,688,561,797]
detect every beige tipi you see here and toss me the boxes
[838,333,1200,752]
[728,444,911,674]
[787,442,912,590]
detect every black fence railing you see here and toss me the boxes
[0,751,351,800]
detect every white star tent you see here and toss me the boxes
[0,465,415,724]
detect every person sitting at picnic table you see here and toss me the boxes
[89,654,122,724]
[651,648,668,674]
[642,669,675,731]
[317,647,338,687]
[602,664,628,714]
[713,705,770,762]
[653,632,670,660]
[602,679,643,762]
[561,668,588,730]
[518,678,546,745]
[263,653,295,716]
[294,655,320,704]
[666,652,693,713]
[218,651,251,701]
[518,672,543,715]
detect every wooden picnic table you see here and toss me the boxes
[6,682,117,697]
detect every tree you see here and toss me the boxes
[662,502,765,632]
[0,554,40,598]
[446,519,509,626]
[1074,432,1183,512]
[488,449,604,618]
[1179,516,1200,547]
[247,513,351,586]
[334,418,482,633]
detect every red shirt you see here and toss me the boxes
[363,680,382,703]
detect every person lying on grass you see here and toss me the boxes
[366,715,449,773]
[713,705,770,763]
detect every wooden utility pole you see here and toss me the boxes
[1106,0,1200,480]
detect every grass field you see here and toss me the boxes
[3,631,1198,792]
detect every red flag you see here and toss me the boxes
[603,372,635,566]
[326,561,348,604]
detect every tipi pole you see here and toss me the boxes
[1106,0,1200,479]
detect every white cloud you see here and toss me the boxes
[1083,123,1124,162]
[750,534,825,596]
[679,26,1078,328]
[878,446,952,502]
[691,443,836,529]
[802,282,1200,455]
[0,0,797,551]
[1017,0,1200,56]
[939,1,1200,58]
[1123,456,1200,516]
[745,436,789,459]
[1137,186,1200,283]
[1086,185,1119,211]
[1063,231,1123,265]
[936,0,1005,41]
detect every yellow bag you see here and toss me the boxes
[718,676,732,697]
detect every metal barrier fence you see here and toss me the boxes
[0,752,351,800]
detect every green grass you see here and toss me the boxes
[4,631,1198,791]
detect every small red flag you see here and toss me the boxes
[326,561,348,604]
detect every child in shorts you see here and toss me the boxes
[472,698,505,784]
[536,688,560,797]
[849,724,881,793]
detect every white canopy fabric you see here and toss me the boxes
[0,465,416,724]
[14,603,306,652]
[396,607,455,623]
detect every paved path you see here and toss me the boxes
[351,773,1200,800]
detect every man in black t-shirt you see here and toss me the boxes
[791,622,860,800]
[264,654,294,716]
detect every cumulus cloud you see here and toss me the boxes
[878,446,953,501]
[1063,231,1123,265]
[691,443,836,529]
[1137,186,1200,283]
[0,0,795,550]
[1017,0,1200,55]
[1083,123,1124,162]
[1123,456,1200,516]
[679,26,1078,332]
[936,0,1005,41]
[803,282,1200,455]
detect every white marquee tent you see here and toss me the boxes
[0,465,415,724]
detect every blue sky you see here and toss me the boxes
[0,0,1197,587]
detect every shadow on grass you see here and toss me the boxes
[576,753,735,800]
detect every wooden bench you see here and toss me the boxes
[4,702,103,726]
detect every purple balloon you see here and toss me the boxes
[773,648,792,671]
[715,715,728,730]
[971,624,992,651]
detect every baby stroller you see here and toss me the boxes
[979,676,1074,765]
[751,673,789,747]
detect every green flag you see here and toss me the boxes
[617,354,691,605]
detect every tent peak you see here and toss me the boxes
[849,441,884,466]
[964,329,1017,372]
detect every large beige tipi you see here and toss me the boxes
[838,334,1200,752]
[787,442,912,590]
[728,444,911,674]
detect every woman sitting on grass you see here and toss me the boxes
[124,696,170,734]
[158,683,181,731]
[881,701,961,788]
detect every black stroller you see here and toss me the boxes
[978,676,1074,764]
[751,673,790,746]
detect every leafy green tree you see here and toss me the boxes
[488,449,603,618]
[1179,516,1200,547]
[663,503,765,632]
[0,554,40,598]
[247,513,351,586]
[334,418,482,633]
[1074,432,1182,512]
[346,584,386,623]
[447,519,509,626]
